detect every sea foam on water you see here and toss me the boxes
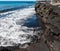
[0,8,36,47]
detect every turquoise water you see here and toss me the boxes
[0,1,35,10]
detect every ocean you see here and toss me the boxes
[0,1,41,48]
[0,1,35,11]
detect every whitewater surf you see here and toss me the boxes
[0,7,39,48]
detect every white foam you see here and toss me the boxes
[0,8,36,47]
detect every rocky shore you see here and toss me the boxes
[0,2,60,51]
[35,2,60,51]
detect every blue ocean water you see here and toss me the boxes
[0,1,35,11]
[0,1,42,47]
[0,1,39,28]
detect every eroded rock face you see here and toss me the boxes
[35,2,60,51]
[35,2,60,36]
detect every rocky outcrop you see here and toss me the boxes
[35,2,60,51]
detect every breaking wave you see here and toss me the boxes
[0,8,39,48]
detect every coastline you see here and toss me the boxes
[35,2,60,51]
[0,6,43,51]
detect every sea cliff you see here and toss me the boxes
[35,2,60,51]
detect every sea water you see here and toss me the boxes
[0,1,41,48]
[0,1,35,10]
